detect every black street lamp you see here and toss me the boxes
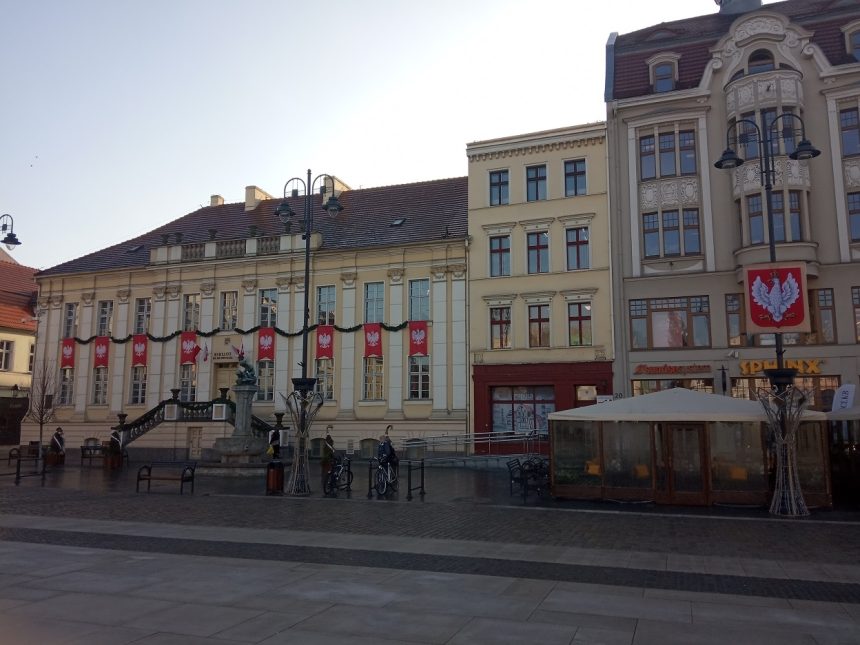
[1,214,22,250]
[714,112,820,515]
[274,170,343,495]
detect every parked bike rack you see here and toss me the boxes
[366,457,425,500]
[404,458,425,501]
[0,456,47,485]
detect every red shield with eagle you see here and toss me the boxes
[744,263,810,335]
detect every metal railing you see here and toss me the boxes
[396,431,549,464]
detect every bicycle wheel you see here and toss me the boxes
[375,467,387,495]
[346,470,354,487]
[390,467,398,492]
[323,471,336,496]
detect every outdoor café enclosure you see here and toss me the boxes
[547,388,830,507]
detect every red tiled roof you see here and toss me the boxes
[0,262,37,332]
[38,177,468,278]
[610,0,860,100]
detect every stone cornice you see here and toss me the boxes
[467,135,605,163]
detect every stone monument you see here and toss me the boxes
[213,357,267,464]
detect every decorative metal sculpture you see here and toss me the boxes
[283,378,323,496]
[235,358,258,385]
[757,383,810,517]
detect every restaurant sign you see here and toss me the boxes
[739,359,822,376]
[633,364,712,375]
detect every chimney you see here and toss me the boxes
[718,0,762,15]
[210,195,224,207]
[244,185,273,212]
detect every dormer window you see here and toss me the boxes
[852,31,860,60]
[748,49,774,74]
[647,53,680,94]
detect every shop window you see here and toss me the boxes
[628,296,710,349]
[490,385,555,434]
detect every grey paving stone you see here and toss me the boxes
[632,617,819,645]
[7,590,174,626]
[124,601,264,637]
[530,608,638,632]
[541,589,692,623]
[0,612,129,644]
[692,600,858,630]
[573,625,635,644]
[257,628,427,644]
[447,616,578,644]
[386,588,542,621]
[210,610,310,641]
[644,587,789,607]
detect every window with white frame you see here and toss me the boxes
[565,227,589,270]
[179,363,197,402]
[564,159,586,196]
[489,170,509,206]
[408,356,430,399]
[92,367,108,405]
[63,303,78,338]
[528,304,550,348]
[259,288,277,327]
[490,306,511,349]
[220,291,237,330]
[257,360,274,401]
[184,293,200,331]
[0,340,11,370]
[409,279,430,321]
[317,285,336,325]
[129,366,146,405]
[841,107,860,157]
[568,302,592,347]
[134,297,151,334]
[96,300,113,337]
[315,359,334,400]
[364,282,385,323]
[489,235,510,277]
[363,356,384,400]
[527,231,549,274]
[58,368,74,405]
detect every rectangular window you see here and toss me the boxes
[849,192,860,242]
[0,340,11,370]
[408,356,431,399]
[809,288,836,345]
[490,385,555,434]
[725,294,747,347]
[738,112,758,161]
[28,344,34,373]
[409,279,430,321]
[770,192,786,242]
[179,364,197,402]
[489,170,509,206]
[643,212,660,258]
[629,296,711,349]
[96,300,114,337]
[747,194,764,245]
[526,165,547,202]
[58,368,74,405]
[257,361,274,401]
[363,356,384,400]
[788,191,802,241]
[565,227,589,270]
[183,294,201,332]
[527,231,549,274]
[679,130,697,175]
[564,159,586,196]
[220,291,237,330]
[683,209,701,254]
[489,235,511,277]
[315,359,334,400]
[259,289,278,327]
[490,306,511,349]
[134,297,151,335]
[853,31,860,61]
[853,287,860,343]
[640,135,656,180]
[92,367,108,405]
[63,303,78,338]
[317,285,336,325]
[129,366,146,405]
[364,282,385,323]
[568,302,592,347]
[653,63,674,92]
[659,132,676,177]
[762,108,779,156]
[662,210,680,256]
[840,108,860,157]
[528,304,550,348]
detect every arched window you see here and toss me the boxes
[748,49,774,74]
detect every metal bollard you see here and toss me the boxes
[367,459,374,498]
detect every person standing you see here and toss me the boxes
[268,427,281,459]
[50,427,65,455]
[320,432,335,483]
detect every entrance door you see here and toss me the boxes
[214,363,237,399]
[655,423,707,505]
[187,427,203,459]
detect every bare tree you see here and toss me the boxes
[27,359,57,463]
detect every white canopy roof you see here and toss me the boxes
[548,387,827,423]
[827,405,860,421]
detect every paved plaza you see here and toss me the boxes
[0,461,859,644]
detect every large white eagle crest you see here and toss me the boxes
[750,272,800,323]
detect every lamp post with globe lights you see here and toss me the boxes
[1,214,22,251]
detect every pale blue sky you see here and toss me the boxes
[1,0,776,270]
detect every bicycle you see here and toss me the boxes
[374,456,398,496]
[323,454,353,497]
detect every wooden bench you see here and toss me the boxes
[80,443,106,466]
[8,442,41,465]
[136,461,197,495]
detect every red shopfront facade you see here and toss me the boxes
[472,362,613,454]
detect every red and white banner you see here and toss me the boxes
[60,338,75,368]
[131,334,148,367]
[408,321,428,356]
[364,323,382,358]
[744,263,810,335]
[93,336,110,368]
[180,331,200,364]
[258,327,275,361]
[316,325,334,360]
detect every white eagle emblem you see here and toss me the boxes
[751,272,800,323]
[411,328,426,345]
[182,339,197,353]
[366,330,380,346]
[319,332,332,349]
[260,334,273,350]
[62,344,73,359]
[133,341,146,357]
[95,343,107,358]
